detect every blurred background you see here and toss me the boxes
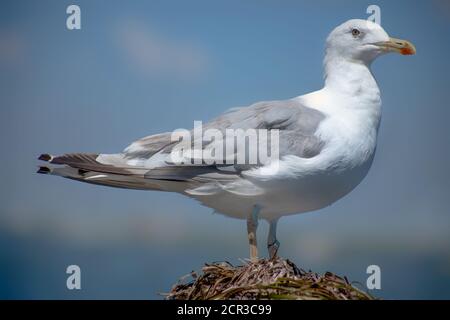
[1,0,449,299]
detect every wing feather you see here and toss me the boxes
[121,98,326,183]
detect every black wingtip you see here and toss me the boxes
[38,154,52,162]
[37,166,51,174]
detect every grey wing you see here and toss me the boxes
[122,98,326,181]
[124,132,177,159]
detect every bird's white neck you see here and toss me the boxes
[323,55,380,104]
[321,55,382,132]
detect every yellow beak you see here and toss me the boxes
[376,37,416,55]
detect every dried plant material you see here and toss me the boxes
[166,258,375,300]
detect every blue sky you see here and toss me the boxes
[1,0,450,299]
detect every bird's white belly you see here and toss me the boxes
[259,155,375,219]
[193,151,375,221]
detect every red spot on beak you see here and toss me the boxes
[400,47,415,55]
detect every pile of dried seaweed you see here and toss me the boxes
[166,258,375,300]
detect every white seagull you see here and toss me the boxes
[38,19,415,261]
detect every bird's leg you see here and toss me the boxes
[267,219,280,260]
[247,205,260,262]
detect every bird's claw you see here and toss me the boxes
[268,239,280,260]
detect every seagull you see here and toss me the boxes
[38,19,415,261]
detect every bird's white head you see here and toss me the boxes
[326,19,416,64]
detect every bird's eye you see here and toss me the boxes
[351,28,361,37]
